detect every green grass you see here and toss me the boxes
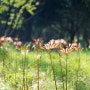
[0,46,90,90]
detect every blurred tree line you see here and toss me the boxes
[0,0,90,46]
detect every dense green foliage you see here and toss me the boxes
[0,44,90,90]
[0,0,38,36]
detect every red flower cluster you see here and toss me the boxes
[0,36,22,49]
[39,39,81,54]
[32,38,43,48]
[39,39,67,50]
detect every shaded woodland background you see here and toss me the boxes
[0,0,90,46]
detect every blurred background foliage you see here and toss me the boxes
[0,0,90,46]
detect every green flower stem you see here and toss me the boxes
[66,54,68,90]
[49,51,57,90]
[59,53,64,90]
[76,50,80,90]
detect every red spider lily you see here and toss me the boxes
[32,38,43,45]
[32,38,43,49]
[0,36,6,42]
[60,46,70,54]
[39,39,67,50]
[59,42,81,55]
[0,36,14,42]
[39,39,56,50]
[70,42,81,51]
[59,39,67,45]
[14,41,22,49]
[5,37,13,43]
[13,37,19,41]
[0,36,7,46]
[0,36,23,50]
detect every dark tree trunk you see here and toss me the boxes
[22,10,32,42]
[70,21,75,43]
[70,31,75,43]
[83,31,89,47]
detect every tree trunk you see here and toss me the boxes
[22,10,32,42]
[70,21,75,43]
